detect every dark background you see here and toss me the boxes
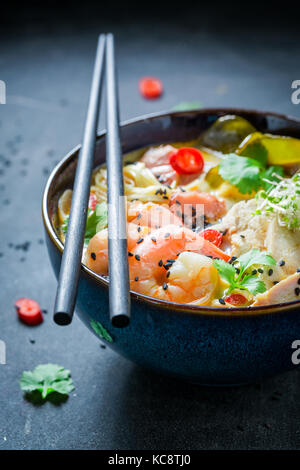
[1,1,300,450]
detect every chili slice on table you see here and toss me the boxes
[169,147,204,175]
[15,298,43,326]
[200,229,223,247]
[139,77,163,99]
[224,293,248,306]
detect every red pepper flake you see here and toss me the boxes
[15,298,43,326]
[88,193,97,211]
[139,76,163,100]
[200,229,223,248]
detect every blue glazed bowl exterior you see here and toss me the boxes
[43,108,300,385]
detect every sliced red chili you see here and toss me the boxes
[139,77,163,99]
[224,293,248,306]
[169,147,204,175]
[200,229,223,247]
[88,193,97,211]
[15,298,43,325]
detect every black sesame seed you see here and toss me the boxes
[163,262,173,270]
[240,234,245,239]
[258,268,264,274]
[219,298,226,305]
[137,213,142,220]
[268,269,273,276]
[137,226,141,232]
[279,260,285,267]
[135,276,139,282]
[297,269,300,273]
[229,256,237,264]
[175,200,181,206]
[235,268,240,274]
[167,259,175,263]
[128,252,133,257]
[135,254,140,261]
[158,259,163,267]
[222,229,228,236]
[163,282,168,290]
[252,269,257,275]
[166,271,170,278]
[273,281,279,285]
[151,237,157,243]
[91,252,96,260]
[295,287,300,296]
[137,237,144,244]
[164,232,170,238]
[298,278,300,285]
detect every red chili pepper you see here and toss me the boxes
[139,77,163,99]
[200,229,223,247]
[88,193,97,211]
[15,298,43,326]
[169,147,204,175]
[224,293,247,306]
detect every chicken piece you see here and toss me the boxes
[212,198,300,289]
[253,273,300,306]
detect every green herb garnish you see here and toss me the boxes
[62,202,108,245]
[255,173,300,231]
[219,153,284,194]
[20,364,74,399]
[213,249,276,295]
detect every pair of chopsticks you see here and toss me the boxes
[53,34,130,328]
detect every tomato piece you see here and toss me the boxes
[169,147,204,175]
[88,193,97,211]
[225,293,247,306]
[15,298,43,325]
[200,229,223,247]
[139,77,163,99]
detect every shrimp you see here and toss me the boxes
[128,201,182,229]
[129,224,227,304]
[85,223,150,275]
[169,190,226,226]
[141,145,178,185]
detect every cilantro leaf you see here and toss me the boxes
[213,259,236,285]
[219,154,285,195]
[238,249,276,273]
[219,154,262,194]
[213,249,276,297]
[20,364,74,399]
[84,202,107,245]
[63,202,107,246]
[239,141,268,166]
[239,275,266,295]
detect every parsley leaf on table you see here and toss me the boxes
[20,364,74,399]
[213,249,276,296]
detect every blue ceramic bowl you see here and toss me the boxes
[42,108,300,385]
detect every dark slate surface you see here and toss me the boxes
[1,7,300,450]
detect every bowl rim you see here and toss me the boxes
[42,107,300,318]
